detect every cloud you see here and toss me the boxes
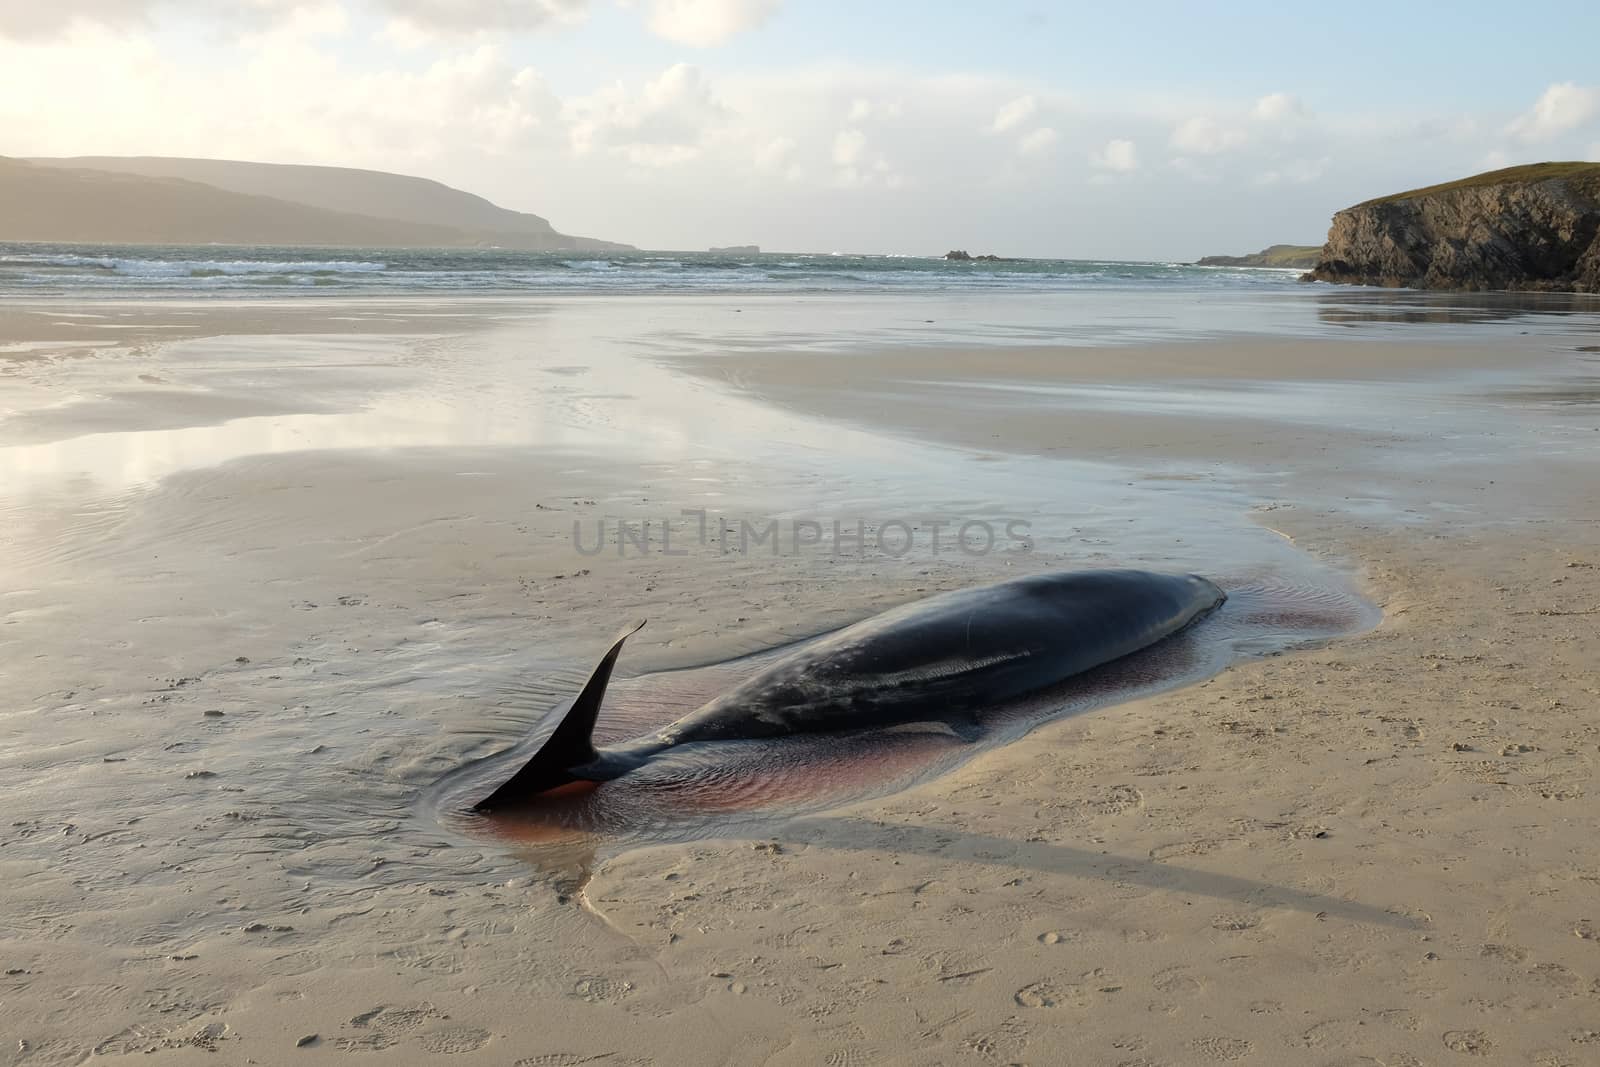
[646,0,777,47]
[1017,127,1057,155]
[0,0,617,41]
[0,0,307,39]
[566,62,726,165]
[1252,92,1305,122]
[1168,155,1219,183]
[1254,156,1329,186]
[1170,115,1246,154]
[0,21,563,168]
[1091,138,1139,172]
[991,94,1037,133]
[847,96,902,122]
[825,126,900,188]
[380,0,589,33]
[832,128,866,167]
[394,0,785,43]
[752,135,795,172]
[1507,82,1600,142]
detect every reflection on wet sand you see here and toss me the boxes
[1314,286,1600,328]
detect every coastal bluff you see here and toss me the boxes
[1304,162,1600,292]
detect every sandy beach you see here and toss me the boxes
[3,289,1599,1065]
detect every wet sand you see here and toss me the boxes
[2,292,1599,1064]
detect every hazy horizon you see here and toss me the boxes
[4,1,1599,259]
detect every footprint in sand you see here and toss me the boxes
[960,1019,1028,1062]
[1188,1035,1254,1061]
[1479,942,1528,963]
[336,1004,444,1052]
[1376,1008,1420,1031]
[1014,980,1077,1008]
[1442,1029,1494,1055]
[1527,961,1582,989]
[418,1027,491,1054]
[1151,967,1204,996]
[571,976,635,1003]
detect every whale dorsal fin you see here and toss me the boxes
[474,620,645,811]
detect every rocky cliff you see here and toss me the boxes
[1304,162,1600,292]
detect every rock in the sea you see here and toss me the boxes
[1304,162,1600,292]
[944,250,1004,261]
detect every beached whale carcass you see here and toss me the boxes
[474,569,1225,811]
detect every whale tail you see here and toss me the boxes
[473,621,645,812]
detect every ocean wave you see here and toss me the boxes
[0,244,1310,297]
[0,252,387,278]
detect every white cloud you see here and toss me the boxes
[2,0,781,42]
[831,128,866,167]
[1253,92,1305,122]
[752,135,795,171]
[1507,82,1600,142]
[0,19,564,165]
[1254,156,1329,186]
[847,96,902,122]
[1018,126,1057,155]
[1091,138,1138,172]
[1170,115,1246,154]
[825,126,901,188]
[566,63,725,166]
[380,0,588,33]
[991,94,1036,133]
[646,0,776,47]
[1168,155,1219,183]
[0,0,318,39]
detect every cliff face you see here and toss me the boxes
[1305,163,1600,292]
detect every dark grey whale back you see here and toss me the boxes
[657,569,1224,745]
[475,569,1224,811]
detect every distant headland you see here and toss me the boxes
[1195,244,1320,269]
[0,155,631,251]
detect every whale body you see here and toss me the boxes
[474,569,1225,811]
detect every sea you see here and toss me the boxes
[0,243,1305,296]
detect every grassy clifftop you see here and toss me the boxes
[1357,161,1600,207]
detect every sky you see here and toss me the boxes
[3,0,1599,258]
